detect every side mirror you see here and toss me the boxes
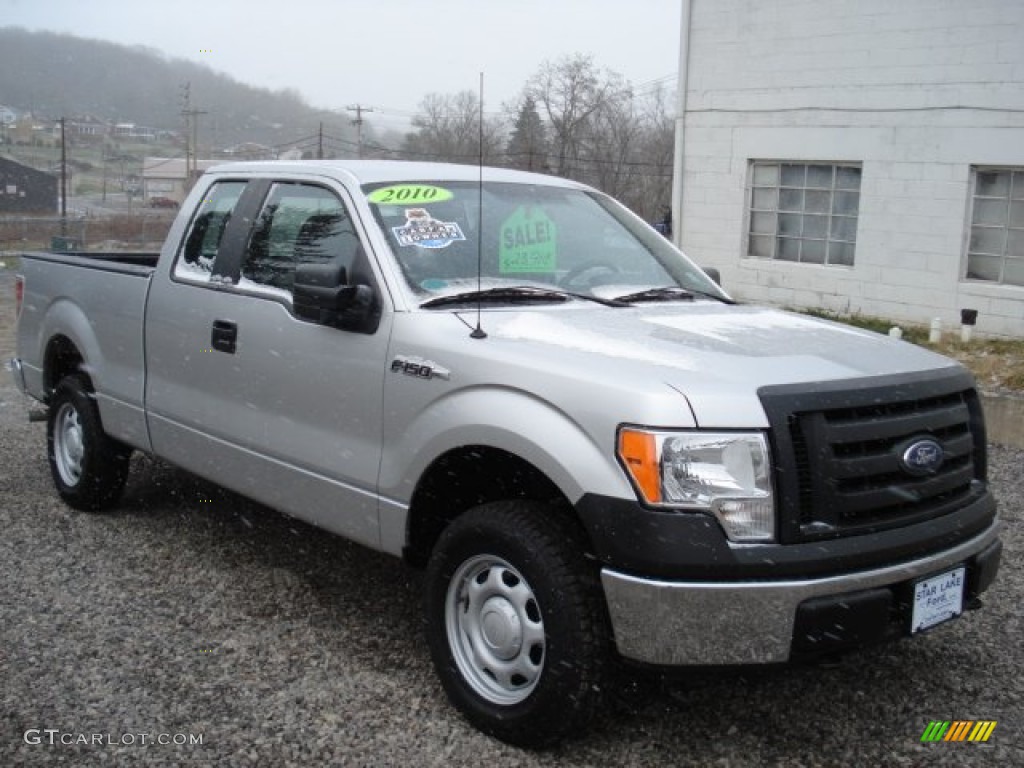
[294,263,376,331]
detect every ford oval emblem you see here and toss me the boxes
[900,438,944,476]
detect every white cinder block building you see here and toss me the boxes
[671,0,1024,337]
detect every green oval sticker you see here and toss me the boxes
[367,184,454,205]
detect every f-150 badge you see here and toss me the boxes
[390,355,451,381]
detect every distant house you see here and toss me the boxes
[57,115,109,145]
[142,157,219,205]
[221,142,275,161]
[113,123,157,142]
[0,105,17,125]
[0,156,58,214]
[10,116,54,147]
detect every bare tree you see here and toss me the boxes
[403,91,504,164]
[400,56,676,222]
[586,84,675,221]
[632,84,676,224]
[526,54,622,179]
[580,87,644,201]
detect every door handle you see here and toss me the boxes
[211,319,237,354]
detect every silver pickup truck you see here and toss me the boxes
[11,160,1001,746]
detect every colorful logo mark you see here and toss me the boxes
[921,720,997,742]
[391,208,465,249]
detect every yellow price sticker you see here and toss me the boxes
[367,185,454,205]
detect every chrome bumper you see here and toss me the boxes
[8,357,27,395]
[601,522,1001,665]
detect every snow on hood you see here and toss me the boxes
[484,303,960,427]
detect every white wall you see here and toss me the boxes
[676,0,1024,336]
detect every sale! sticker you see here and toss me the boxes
[499,206,557,273]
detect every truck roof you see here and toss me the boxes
[204,159,586,189]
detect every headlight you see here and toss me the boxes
[617,428,775,542]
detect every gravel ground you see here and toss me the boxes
[0,265,1020,767]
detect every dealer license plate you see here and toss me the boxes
[911,566,965,633]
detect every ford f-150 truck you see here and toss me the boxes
[10,160,1001,746]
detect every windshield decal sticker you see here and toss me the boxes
[369,184,454,205]
[392,208,466,249]
[499,206,557,273]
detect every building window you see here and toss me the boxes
[747,161,861,266]
[965,167,1024,287]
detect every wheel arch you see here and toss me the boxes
[36,297,106,400]
[43,334,89,397]
[403,445,593,569]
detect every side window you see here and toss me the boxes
[174,181,247,282]
[241,183,361,297]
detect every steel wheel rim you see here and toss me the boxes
[445,554,546,705]
[54,402,85,486]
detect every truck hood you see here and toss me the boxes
[477,302,961,428]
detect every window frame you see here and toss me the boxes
[745,160,862,268]
[962,165,1024,288]
[172,177,379,305]
[171,177,254,286]
[239,181,364,300]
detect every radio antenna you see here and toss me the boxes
[470,71,487,339]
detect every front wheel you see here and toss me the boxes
[425,501,610,747]
[47,375,131,511]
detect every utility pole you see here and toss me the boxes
[346,104,374,159]
[181,82,208,180]
[317,122,323,159]
[59,117,67,231]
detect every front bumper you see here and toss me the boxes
[601,522,1001,665]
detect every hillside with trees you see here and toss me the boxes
[0,26,355,150]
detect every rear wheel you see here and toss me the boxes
[47,375,131,511]
[425,501,609,747]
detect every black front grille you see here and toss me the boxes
[760,369,987,544]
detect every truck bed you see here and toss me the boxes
[20,250,159,276]
[16,249,157,451]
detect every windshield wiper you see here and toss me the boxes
[613,286,695,304]
[421,286,568,309]
[613,286,735,305]
[421,286,626,309]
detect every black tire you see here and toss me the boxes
[425,501,610,747]
[47,375,131,511]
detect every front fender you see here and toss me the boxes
[379,384,635,507]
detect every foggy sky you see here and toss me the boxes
[1,0,682,131]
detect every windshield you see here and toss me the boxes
[362,180,727,305]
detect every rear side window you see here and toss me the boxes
[175,181,247,282]
[240,183,361,298]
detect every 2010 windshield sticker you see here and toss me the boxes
[369,184,454,205]
[392,208,466,249]
[499,206,558,273]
